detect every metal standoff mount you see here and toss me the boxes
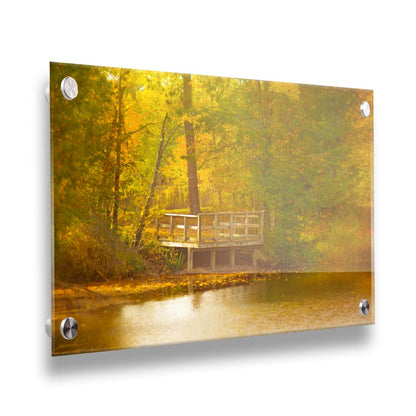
[61,76,78,100]
[45,318,51,337]
[359,299,370,316]
[360,101,370,118]
[45,84,50,103]
[60,317,78,340]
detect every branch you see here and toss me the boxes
[126,121,161,137]
[161,118,184,153]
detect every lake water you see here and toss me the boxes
[52,272,374,355]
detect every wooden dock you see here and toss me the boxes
[157,211,264,272]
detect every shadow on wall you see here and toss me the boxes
[44,325,373,376]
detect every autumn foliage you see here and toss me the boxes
[51,63,373,283]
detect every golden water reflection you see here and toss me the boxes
[53,272,373,355]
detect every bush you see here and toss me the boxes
[55,219,146,283]
[140,237,186,273]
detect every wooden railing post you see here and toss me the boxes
[197,214,201,243]
[184,217,188,242]
[230,213,234,241]
[214,214,217,242]
[169,215,174,239]
[260,212,264,239]
[245,213,248,240]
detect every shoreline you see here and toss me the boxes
[52,266,371,317]
[52,270,284,316]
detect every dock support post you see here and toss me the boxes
[187,247,193,272]
[169,216,174,238]
[210,249,216,270]
[230,248,235,268]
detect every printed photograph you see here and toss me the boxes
[50,62,374,355]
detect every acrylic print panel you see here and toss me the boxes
[50,62,374,356]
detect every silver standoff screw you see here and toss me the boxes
[360,101,370,118]
[359,299,370,316]
[61,76,78,100]
[60,317,78,340]
[45,84,50,103]
[45,318,51,337]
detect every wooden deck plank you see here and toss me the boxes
[159,239,264,249]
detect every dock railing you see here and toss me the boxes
[156,211,264,244]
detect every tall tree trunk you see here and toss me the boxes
[99,107,117,226]
[257,80,273,230]
[133,114,169,248]
[112,70,127,230]
[182,74,201,215]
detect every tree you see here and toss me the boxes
[51,62,373,278]
[182,74,201,214]
[112,69,128,230]
[133,114,182,248]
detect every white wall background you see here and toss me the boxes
[1,1,415,414]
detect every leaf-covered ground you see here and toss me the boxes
[52,269,289,315]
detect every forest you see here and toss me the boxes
[50,62,373,284]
